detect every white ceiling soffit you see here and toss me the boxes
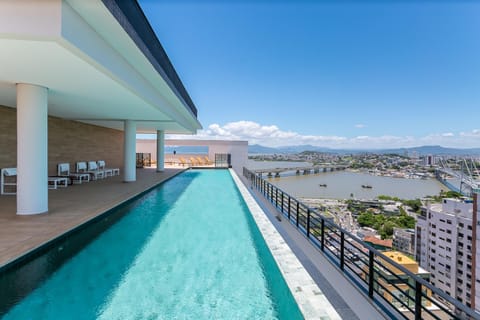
[0,0,201,134]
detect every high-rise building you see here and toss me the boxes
[473,190,480,313]
[415,198,475,309]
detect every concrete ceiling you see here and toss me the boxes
[0,0,201,134]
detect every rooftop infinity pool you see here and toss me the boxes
[1,169,302,319]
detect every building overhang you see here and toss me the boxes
[0,0,201,134]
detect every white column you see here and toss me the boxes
[156,130,165,172]
[17,84,48,215]
[123,120,136,182]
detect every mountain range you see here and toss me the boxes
[248,144,480,156]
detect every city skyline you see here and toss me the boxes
[140,1,480,148]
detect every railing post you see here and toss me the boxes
[296,202,300,227]
[275,188,279,208]
[340,232,345,270]
[368,251,375,298]
[321,219,325,251]
[281,192,284,213]
[288,197,291,220]
[415,281,422,320]
[306,209,310,238]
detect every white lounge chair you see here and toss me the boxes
[1,167,17,195]
[77,161,104,180]
[48,177,68,189]
[58,163,90,184]
[97,160,120,176]
[87,161,107,179]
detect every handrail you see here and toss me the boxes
[243,167,480,320]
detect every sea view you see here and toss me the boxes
[247,160,447,200]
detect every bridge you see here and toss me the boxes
[254,165,348,177]
[435,158,479,196]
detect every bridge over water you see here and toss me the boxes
[435,165,479,197]
[254,165,348,177]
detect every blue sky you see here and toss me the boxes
[140,1,480,149]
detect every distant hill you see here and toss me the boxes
[248,144,480,156]
[381,145,480,156]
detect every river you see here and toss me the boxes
[246,160,447,200]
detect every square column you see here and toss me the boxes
[123,120,136,182]
[17,83,48,215]
[156,130,165,172]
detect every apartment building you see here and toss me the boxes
[393,228,415,256]
[416,198,475,309]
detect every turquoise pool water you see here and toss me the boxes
[3,170,302,319]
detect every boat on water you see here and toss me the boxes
[361,184,373,189]
[319,184,327,187]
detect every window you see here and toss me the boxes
[459,223,464,228]
[468,225,472,230]
[447,220,452,224]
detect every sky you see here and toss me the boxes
[140,0,480,149]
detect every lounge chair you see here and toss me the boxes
[88,161,107,179]
[48,177,68,189]
[97,160,120,176]
[190,157,199,166]
[179,157,187,167]
[204,156,213,165]
[1,168,17,195]
[57,163,90,184]
[76,161,104,180]
[196,157,206,165]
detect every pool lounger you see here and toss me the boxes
[48,177,68,189]
[57,163,90,184]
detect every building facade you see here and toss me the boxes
[416,198,475,309]
[393,228,415,256]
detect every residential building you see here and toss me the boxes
[375,251,431,309]
[393,228,415,256]
[363,236,393,251]
[416,198,475,308]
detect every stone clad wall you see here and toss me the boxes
[0,105,123,175]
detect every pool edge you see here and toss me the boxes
[0,169,188,273]
[229,169,342,320]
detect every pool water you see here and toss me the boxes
[3,170,302,319]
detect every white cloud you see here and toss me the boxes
[164,121,480,149]
[354,124,366,128]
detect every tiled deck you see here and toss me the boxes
[0,168,184,268]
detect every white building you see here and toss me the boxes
[474,190,480,313]
[416,198,475,309]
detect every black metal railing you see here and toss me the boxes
[243,167,479,320]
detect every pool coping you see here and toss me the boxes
[230,169,341,320]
